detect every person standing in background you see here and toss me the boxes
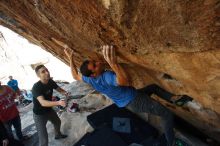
[0,81,23,142]
[7,76,21,101]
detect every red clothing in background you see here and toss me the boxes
[0,85,19,122]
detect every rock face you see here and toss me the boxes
[0,0,219,142]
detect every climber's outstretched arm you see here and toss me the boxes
[64,48,82,81]
[102,45,131,86]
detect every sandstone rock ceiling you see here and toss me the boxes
[0,0,219,142]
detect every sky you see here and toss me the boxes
[0,25,74,89]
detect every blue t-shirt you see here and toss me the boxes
[82,71,137,107]
[7,79,19,91]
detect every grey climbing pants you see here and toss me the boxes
[126,84,174,146]
[33,109,61,146]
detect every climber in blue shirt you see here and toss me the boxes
[63,43,191,146]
